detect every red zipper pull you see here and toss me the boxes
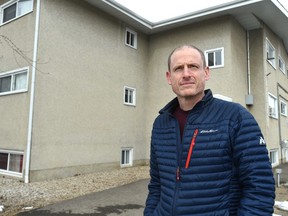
[176,167,180,181]
[185,129,199,169]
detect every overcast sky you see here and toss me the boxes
[115,0,288,22]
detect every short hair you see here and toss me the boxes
[167,45,207,71]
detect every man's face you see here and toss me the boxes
[166,47,210,99]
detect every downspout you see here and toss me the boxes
[277,83,282,164]
[25,0,41,183]
[246,31,251,95]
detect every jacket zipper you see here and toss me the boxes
[185,129,199,169]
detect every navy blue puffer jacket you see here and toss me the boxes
[144,89,275,216]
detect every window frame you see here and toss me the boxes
[269,149,279,167]
[0,0,33,25]
[120,147,133,167]
[268,93,278,119]
[123,86,136,106]
[278,55,286,74]
[266,38,276,69]
[0,67,29,96]
[204,47,224,69]
[125,27,137,49]
[280,100,287,117]
[0,149,24,177]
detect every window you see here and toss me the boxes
[268,93,278,118]
[0,67,28,96]
[121,148,133,167]
[205,47,224,68]
[124,86,136,106]
[0,150,24,176]
[266,39,276,68]
[279,56,286,74]
[280,100,287,116]
[1,0,33,24]
[269,149,279,167]
[125,28,137,49]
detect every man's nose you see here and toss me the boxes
[183,65,192,77]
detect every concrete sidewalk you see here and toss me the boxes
[17,163,288,216]
[17,179,149,216]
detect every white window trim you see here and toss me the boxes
[125,27,137,49]
[0,67,29,96]
[279,55,286,74]
[204,47,224,69]
[269,149,279,167]
[123,86,136,106]
[120,147,133,167]
[0,0,34,25]
[266,38,276,69]
[0,149,24,177]
[268,93,278,119]
[280,100,287,117]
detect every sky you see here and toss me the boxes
[115,0,288,22]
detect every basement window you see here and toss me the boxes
[269,149,279,167]
[0,0,33,25]
[0,150,24,177]
[0,67,29,96]
[121,148,133,167]
[125,28,137,49]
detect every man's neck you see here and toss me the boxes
[178,92,205,111]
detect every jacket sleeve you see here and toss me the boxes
[144,134,161,215]
[232,107,275,216]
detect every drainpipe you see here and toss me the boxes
[25,0,41,183]
[246,31,251,95]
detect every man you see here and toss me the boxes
[144,45,275,215]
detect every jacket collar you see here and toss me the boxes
[159,89,213,115]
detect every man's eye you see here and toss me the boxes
[189,65,198,69]
[174,66,183,72]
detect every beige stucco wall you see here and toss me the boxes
[145,16,248,158]
[1,0,288,181]
[29,0,149,181]
[0,1,35,160]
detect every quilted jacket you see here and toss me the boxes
[144,89,275,216]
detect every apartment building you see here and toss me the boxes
[0,0,287,182]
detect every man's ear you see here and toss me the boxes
[166,71,172,85]
[204,67,210,81]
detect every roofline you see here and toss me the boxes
[86,0,288,52]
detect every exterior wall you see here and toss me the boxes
[0,0,36,176]
[1,0,287,181]
[145,16,248,157]
[264,26,288,164]
[247,29,266,134]
[28,0,149,181]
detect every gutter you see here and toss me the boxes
[25,0,41,183]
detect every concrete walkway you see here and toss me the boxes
[17,163,288,216]
[17,179,149,216]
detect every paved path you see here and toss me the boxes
[17,179,149,216]
[17,163,288,216]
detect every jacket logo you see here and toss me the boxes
[259,136,266,145]
[200,129,218,134]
